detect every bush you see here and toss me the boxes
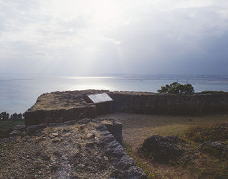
[199,91,225,94]
[158,82,194,95]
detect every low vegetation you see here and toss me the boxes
[185,123,228,143]
[110,113,228,178]
[0,120,24,138]
[128,122,228,178]
[182,123,228,178]
[0,112,25,138]
[199,91,226,94]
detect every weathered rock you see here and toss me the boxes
[101,120,123,144]
[125,166,147,179]
[105,143,125,158]
[140,135,185,163]
[117,155,135,170]
[78,118,92,124]
[51,133,59,137]
[0,119,147,178]
[110,166,146,179]
[10,130,22,136]
[52,137,62,143]
[14,125,26,131]
[63,120,77,125]
[86,133,95,139]
[63,132,71,137]
[26,124,46,134]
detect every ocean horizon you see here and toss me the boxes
[1,73,228,113]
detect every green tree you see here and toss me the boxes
[158,82,194,95]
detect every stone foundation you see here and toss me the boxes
[0,119,146,178]
[24,105,96,126]
[24,90,228,126]
[109,91,228,115]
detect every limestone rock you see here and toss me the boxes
[101,120,123,144]
[52,137,62,143]
[86,133,95,139]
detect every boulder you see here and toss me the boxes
[140,135,185,163]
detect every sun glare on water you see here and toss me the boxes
[68,83,113,91]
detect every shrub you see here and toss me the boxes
[158,82,194,95]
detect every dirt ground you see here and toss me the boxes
[101,113,228,150]
[99,113,228,178]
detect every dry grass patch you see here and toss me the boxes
[101,113,228,178]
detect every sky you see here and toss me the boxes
[0,0,228,76]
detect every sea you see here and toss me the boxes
[1,73,228,113]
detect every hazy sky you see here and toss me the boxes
[0,0,228,75]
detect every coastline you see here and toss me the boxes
[0,89,228,178]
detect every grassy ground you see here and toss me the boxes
[0,120,24,138]
[102,113,228,179]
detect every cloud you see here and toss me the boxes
[0,0,228,75]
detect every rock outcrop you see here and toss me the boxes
[0,119,146,178]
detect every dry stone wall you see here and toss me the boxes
[109,92,228,115]
[24,90,228,126]
[24,105,96,126]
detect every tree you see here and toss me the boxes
[158,82,194,95]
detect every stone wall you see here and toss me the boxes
[24,105,96,126]
[109,92,228,115]
[24,90,228,126]
[96,102,113,115]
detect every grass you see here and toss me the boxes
[124,143,157,178]
[0,120,24,138]
[103,113,228,178]
[184,123,228,143]
[151,124,193,137]
[146,122,228,178]
[124,142,194,178]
